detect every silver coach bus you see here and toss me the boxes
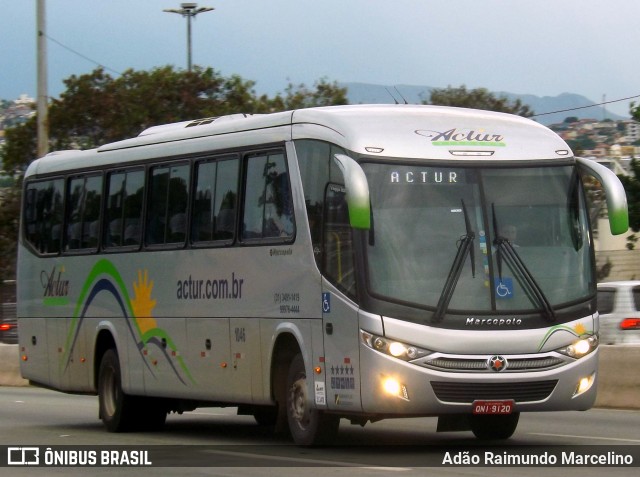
[18,105,628,445]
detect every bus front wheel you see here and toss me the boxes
[470,412,520,440]
[286,353,339,446]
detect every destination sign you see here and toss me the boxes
[389,169,465,184]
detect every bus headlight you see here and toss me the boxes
[361,330,429,361]
[557,334,598,359]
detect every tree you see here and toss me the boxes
[46,66,262,151]
[632,101,640,122]
[566,135,597,156]
[0,66,348,280]
[1,66,348,175]
[426,85,534,117]
[0,185,20,282]
[271,78,348,110]
[618,159,640,249]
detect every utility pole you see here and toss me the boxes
[164,3,214,72]
[36,0,49,157]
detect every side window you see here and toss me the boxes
[295,139,346,268]
[192,157,239,244]
[597,289,615,314]
[146,163,190,246]
[241,151,294,241]
[23,179,64,254]
[104,169,144,248]
[324,184,356,298]
[65,174,102,251]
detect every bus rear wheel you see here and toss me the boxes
[286,353,339,446]
[470,412,520,440]
[98,348,167,432]
[98,348,136,432]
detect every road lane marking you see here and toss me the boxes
[202,449,411,470]
[530,433,640,444]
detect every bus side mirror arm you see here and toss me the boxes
[333,154,371,230]
[576,156,629,235]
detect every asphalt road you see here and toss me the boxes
[0,386,638,476]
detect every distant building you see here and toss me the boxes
[0,94,35,131]
[625,120,640,143]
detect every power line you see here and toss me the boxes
[532,93,640,118]
[44,33,123,76]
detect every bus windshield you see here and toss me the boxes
[363,162,594,323]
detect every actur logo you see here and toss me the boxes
[416,128,506,146]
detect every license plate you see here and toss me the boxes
[472,400,514,415]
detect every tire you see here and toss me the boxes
[470,412,520,440]
[286,353,339,446]
[98,348,167,432]
[98,348,136,432]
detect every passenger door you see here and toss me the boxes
[321,185,362,412]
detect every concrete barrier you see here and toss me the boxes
[594,345,640,409]
[0,344,28,387]
[1,343,638,409]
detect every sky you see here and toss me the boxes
[1,0,639,118]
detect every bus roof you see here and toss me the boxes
[25,105,572,178]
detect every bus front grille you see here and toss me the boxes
[430,380,558,404]
[417,355,565,373]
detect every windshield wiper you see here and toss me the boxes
[491,204,556,322]
[432,200,475,323]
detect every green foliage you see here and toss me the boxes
[0,66,348,280]
[618,159,640,248]
[566,135,597,156]
[1,117,37,174]
[46,66,259,150]
[632,101,640,122]
[426,85,534,117]
[272,78,348,110]
[0,186,20,281]
[0,66,349,174]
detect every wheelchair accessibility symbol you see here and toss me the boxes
[322,292,331,313]
[494,278,514,299]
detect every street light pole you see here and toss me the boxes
[36,0,48,157]
[163,3,214,72]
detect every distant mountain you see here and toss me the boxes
[340,82,627,126]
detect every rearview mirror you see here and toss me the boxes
[576,157,629,235]
[333,154,371,229]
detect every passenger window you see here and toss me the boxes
[23,179,64,254]
[104,169,144,248]
[192,157,239,243]
[65,174,102,251]
[146,163,190,246]
[241,152,294,241]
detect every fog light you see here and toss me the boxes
[573,373,595,397]
[383,377,401,396]
[382,377,409,401]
